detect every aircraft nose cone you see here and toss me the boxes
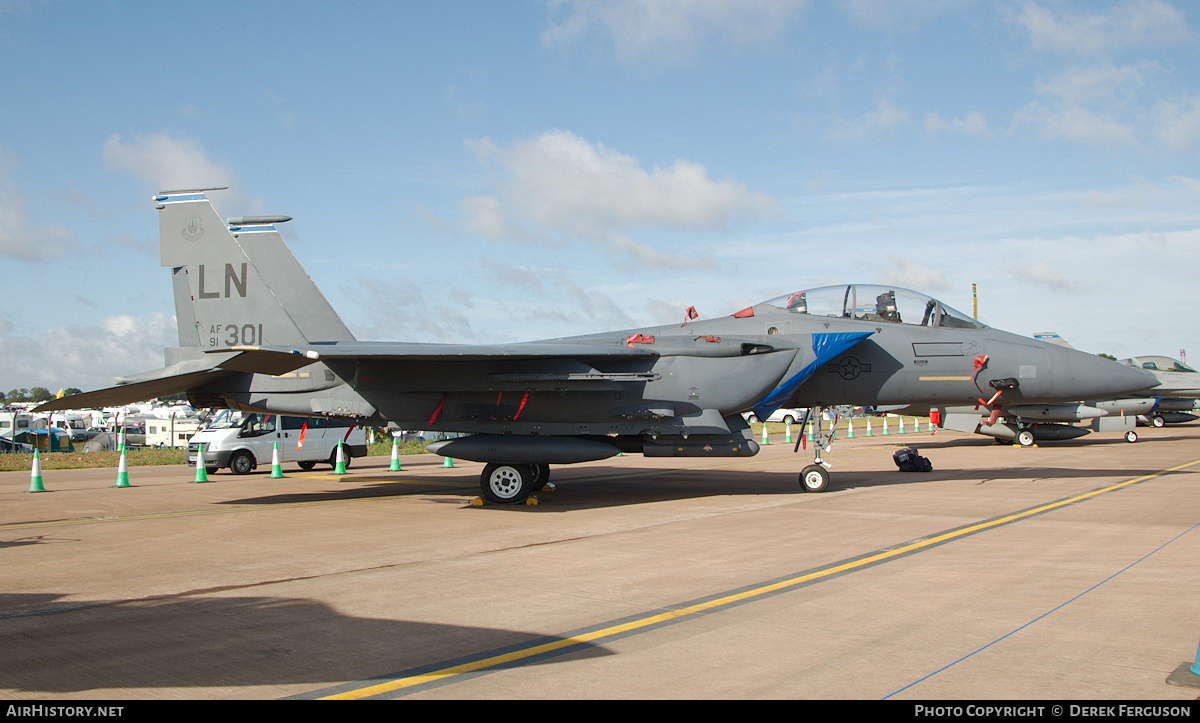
[1043,345,1159,400]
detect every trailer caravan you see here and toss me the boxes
[145,418,203,448]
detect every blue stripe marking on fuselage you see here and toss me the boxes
[752,331,873,419]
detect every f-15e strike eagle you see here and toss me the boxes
[37,189,1158,503]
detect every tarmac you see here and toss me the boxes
[2,423,1200,701]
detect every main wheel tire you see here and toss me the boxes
[530,463,551,490]
[1016,428,1036,447]
[481,463,536,504]
[1151,415,1166,428]
[799,464,830,493]
[1125,430,1139,443]
[230,451,255,475]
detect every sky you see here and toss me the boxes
[1,0,1199,393]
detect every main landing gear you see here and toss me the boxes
[479,462,551,505]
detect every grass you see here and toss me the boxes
[0,439,433,472]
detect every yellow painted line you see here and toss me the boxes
[321,456,1200,700]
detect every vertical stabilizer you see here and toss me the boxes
[1032,332,1074,349]
[155,189,355,352]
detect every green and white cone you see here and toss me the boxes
[334,441,347,474]
[192,443,209,483]
[114,443,130,487]
[270,442,284,478]
[28,449,45,493]
[389,437,401,471]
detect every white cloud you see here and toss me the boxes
[875,255,950,292]
[1155,94,1200,151]
[1013,101,1136,146]
[827,100,910,142]
[462,129,775,269]
[1008,261,1076,291]
[0,185,78,261]
[1033,63,1149,106]
[543,0,808,62]
[102,132,262,216]
[459,195,512,240]
[1010,64,1148,147]
[925,111,989,136]
[0,143,78,261]
[102,132,235,192]
[1171,175,1200,197]
[0,313,176,391]
[1015,0,1192,56]
[841,0,964,30]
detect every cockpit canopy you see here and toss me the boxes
[1121,356,1197,373]
[762,284,985,329]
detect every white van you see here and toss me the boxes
[186,411,369,475]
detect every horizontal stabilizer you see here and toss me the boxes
[216,348,320,376]
[33,368,233,413]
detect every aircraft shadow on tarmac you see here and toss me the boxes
[212,459,1188,511]
[0,535,78,550]
[0,591,613,696]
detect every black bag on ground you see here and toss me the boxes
[893,447,933,472]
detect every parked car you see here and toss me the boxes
[741,408,805,425]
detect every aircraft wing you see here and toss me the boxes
[213,336,778,374]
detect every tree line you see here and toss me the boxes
[3,388,82,403]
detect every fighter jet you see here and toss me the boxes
[1119,356,1200,427]
[36,190,1158,502]
[927,335,1195,446]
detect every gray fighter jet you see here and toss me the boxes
[1119,356,1200,428]
[927,335,1196,446]
[36,190,1158,502]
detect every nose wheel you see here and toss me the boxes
[793,405,837,493]
[799,464,830,493]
